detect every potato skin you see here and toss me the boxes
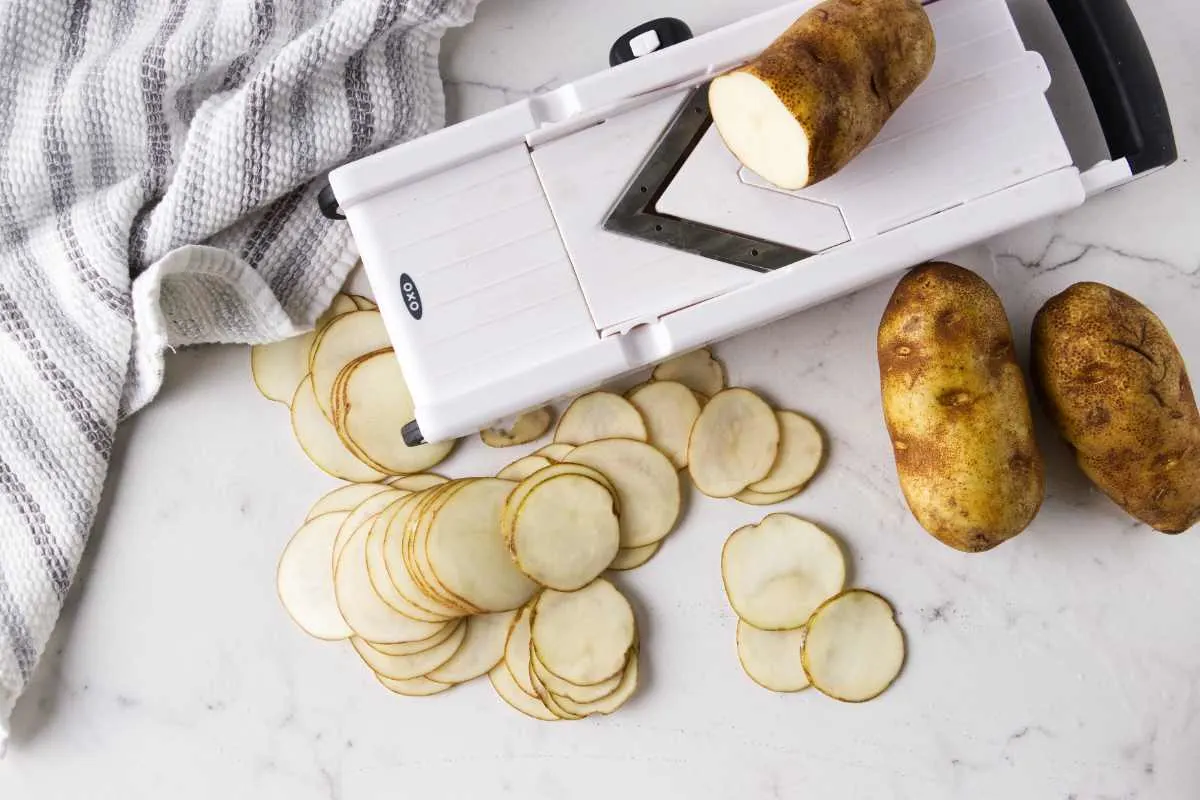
[736,0,935,185]
[1032,283,1199,533]
[878,263,1044,552]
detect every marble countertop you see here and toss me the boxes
[3,0,1198,797]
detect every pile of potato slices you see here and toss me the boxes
[258,291,903,718]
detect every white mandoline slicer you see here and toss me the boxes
[321,0,1176,446]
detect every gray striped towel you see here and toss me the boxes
[0,0,480,747]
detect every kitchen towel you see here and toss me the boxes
[0,0,480,747]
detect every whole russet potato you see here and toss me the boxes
[878,263,1044,552]
[1032,283,1199,533]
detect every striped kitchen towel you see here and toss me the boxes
[0,0,480,747]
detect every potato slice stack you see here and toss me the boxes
[720,513,905,702]
[251,293,455,481]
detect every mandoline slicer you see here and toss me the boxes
[320,0,1176,445]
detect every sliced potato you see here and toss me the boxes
[386,473,449,492]
[533,443,575,462]
[365,504,453,623]
[721,514,845,630]
[307,482,391,521]
[802,590,905,703]
[251,294,357,403]
[339,350,455,475]
[565,439,680,548]
[489,662,559,721]
[426,610,517,683]
[496,455,553,481]
[291,377,387,483]
[748,411,823,494]
[626,381,702,469]
[652,348,726,396]
[481,407,555,448]
[350,622,467,680]
[332,488,407,561]
[383,493,469,619]
[404,481,479,613]
[365,618,462,656]
[532,649,624,703]
[425,478,539,612]
[309,309,391,418]
[503,604,539,697]
[551,652,639,716]
[347,294,377,311]
[509,474,620,591]
[531,578,635,686]
[688,388,780,497]
[736,621,810,692]
[607,542,661,571]
[554,392,648,446]
[335,518,450,643]
[376,673,452,697]
[276,512,354,640]
[735,486,803,506]
[530,668,582,720]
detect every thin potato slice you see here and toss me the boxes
[627,381,702,469]
[350,622,467,680]
[340,351,455,475]
[425,478,539,612]
[748,411,823,493]
[565,439,680,548]
[426,610,517,683]
[481,407,554,448]
[554,392,648,445]
[332,488,407,561]
[510,474,620,591]
[688,388,780,497]
[736,621,810,692]
[503,604,538,697]
[383,494,467,619]
[496,455,553,481]
[652,348,726,396]
[386,473,448,492]
[531,578,635,686]
[533,443,575,462]
[735,486,803,506]
[488,663,559,721]
[291,377,387,483]
[551,653,639,717]
[802,590,905,703]
[251,294,357,403]
[335,519,450,644]
[307,482,391,521]
[366,619,462,656]
[276,513,354,640]
[365,506,453,623]
[309,310,391,418]
[530,668,582,720]
[377,673,452,697]
[721,514,845,630]
[348,294,377,311]
[607,542,661,571]
[532,649,623,703]
[405,481,480,614]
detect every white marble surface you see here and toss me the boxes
[3,0,1199,797]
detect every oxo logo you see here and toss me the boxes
[399,273,423,320]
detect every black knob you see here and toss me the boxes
[609,18,693,67]
[317,184,345,220]
[402,420,426,447]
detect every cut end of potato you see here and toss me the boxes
[688,388,780,498]
[709,71,811,191]
[736,621,809,693]
[652,348,727,396]
[481,407,555,448]
[802,589,905,703]
[721,514,845,630]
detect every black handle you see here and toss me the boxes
[1047,0,1176,174]
[609,18,693,67]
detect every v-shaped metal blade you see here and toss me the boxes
[602,83,811,273]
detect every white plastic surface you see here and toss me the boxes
[330,0,1090,442]
[630,30,661,58]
